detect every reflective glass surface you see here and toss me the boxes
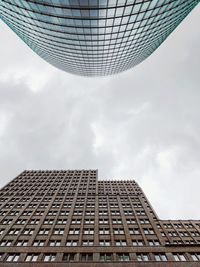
[0,0,199,76]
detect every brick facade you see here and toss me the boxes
[0,170,199,266]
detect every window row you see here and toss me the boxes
[2,253,200,262]
[0,218,151,226]
[0,239,160,247]
[0,227,152,236]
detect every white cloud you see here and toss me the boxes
[0,5,200,220]
[0,112,9,137]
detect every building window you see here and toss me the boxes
[82,240,93,246]
[23,229,34,235]
[38,228,49,235]
[99,240,110,246]
[113,219,122,224]
[80,253,93,262]
[84,219,94,224]
[33,240,45,246]
[83,229,94,235]
[111,211,120,215]
[99,211,108,216]
[57,219,67,224]
[136,210,145,215]
[51,204,60,208]
[179,231,189,237]
[115,240,127,246]
[43,254,56,262]
[66,240,78,246]
[185,223,193,228]
[16,219,26,224]
[173,254,187,261]
[54,228,64,235]
[0,229,5,235]
[25,254,39,262]
[132,240,143,246]
[16,240,28,246]
[100,253,112,262]
[137,253,149,261]
[35,210,44,216]
[99,218,108,224]
[8,228,20,235]
[60,210,69,216]
[73,210,82,215]
[191,254,200,261]
[99,228,110,235]
[126,219,136,224]
[71,219,81,224]
[48,211,57,216]
[2,219,12,225]
[174,223,182,228]
[114,228,124,234]
[148,240,160,246]
[129,228,139,234]
[140,219,149,224]
[124,210,133,215]
[69,229,79,235]
[29,219,40,225]
[116,253,130,261]
[49,240,61,246]
[63,253,76,262]
[168,231,177,237]
[154,254,167,261]
[0,240,12,246]
[44,219,54,224]
[6,254,20,262]
[144,228,155,234]
[0,211,7,216]
[191,232,200,237]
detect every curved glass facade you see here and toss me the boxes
[0,0,199,76]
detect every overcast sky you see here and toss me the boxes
[0,5,200,220]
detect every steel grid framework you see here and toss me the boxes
[0,0,199,76]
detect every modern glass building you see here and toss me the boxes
[0,0,199,76]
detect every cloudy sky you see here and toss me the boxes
[0,5,200,220]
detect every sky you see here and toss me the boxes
[0,5,200,220]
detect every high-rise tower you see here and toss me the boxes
[0,169,200,266]
[0,1,199,76]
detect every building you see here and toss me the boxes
[0,169,200,266]
[0,1,199,76]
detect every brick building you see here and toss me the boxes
[0,169,200,266]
